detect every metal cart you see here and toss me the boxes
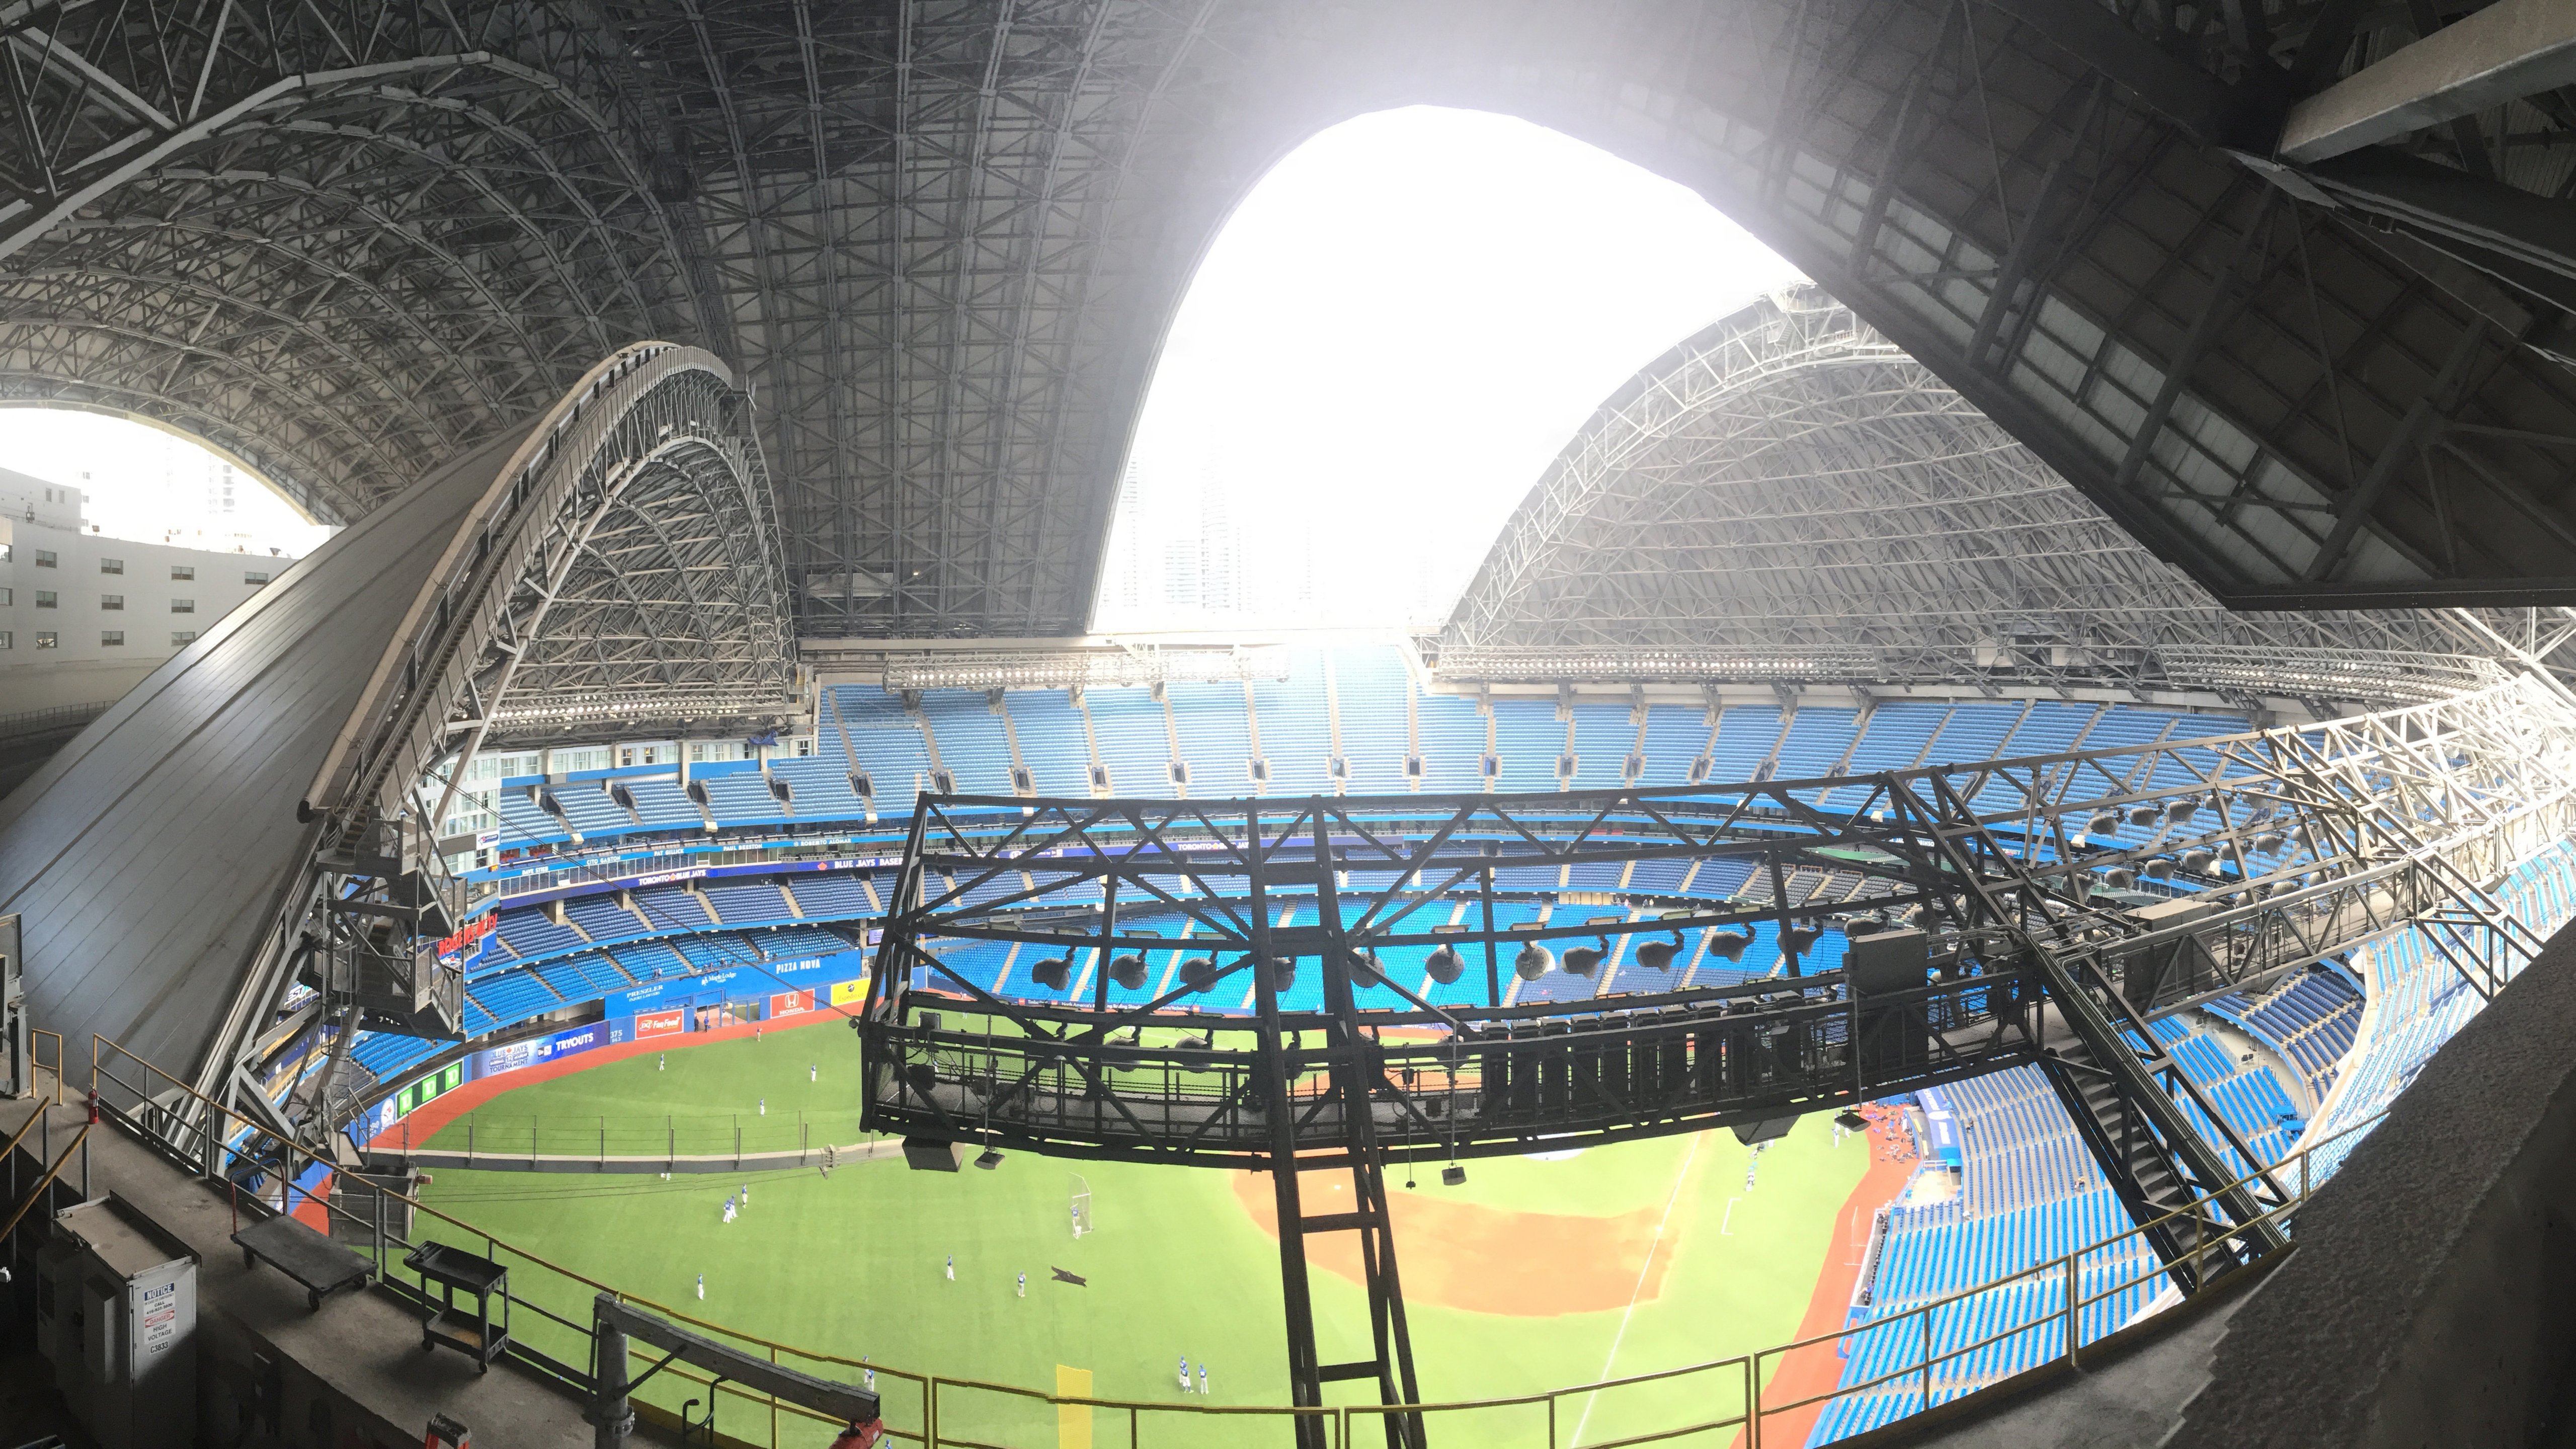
[403,1241,510,1372]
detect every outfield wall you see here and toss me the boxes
[341,948,870,1155]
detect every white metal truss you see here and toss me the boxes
[195,341,795,1125]
[9,4,2576,639]
[1441,290,2561,708]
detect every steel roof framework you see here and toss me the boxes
[6,2,2576,636]
[1440,289,2547,706]
[204,341,796,1123]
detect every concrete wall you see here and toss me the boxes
[2172,916,2576,1447]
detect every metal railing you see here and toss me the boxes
[373,1106,875,1167]
[0,700,108,744]
[35,1026,2381,1448]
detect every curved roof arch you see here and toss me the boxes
[6,3,2575,635]
[0,342,795,1092]
[1441,287,2504,705]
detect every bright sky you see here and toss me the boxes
[1096,105,1806,631]
[0,408,336,556]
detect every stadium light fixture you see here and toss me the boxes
[1834,1110,1869,1133]
[974,1145,1004,1170]
[1440,1164,1466,1187]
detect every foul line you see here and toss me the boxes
[1569,1132,1700,1448]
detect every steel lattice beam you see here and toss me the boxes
[7,2,2576,635]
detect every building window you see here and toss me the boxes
[34,550,55,568]
[0,588,9,606]
[0,631,10,649]
[0,542,10,561]
[34,591,55,609]
[171,599,194,613]
[245,570,270,585]
[170,565,194,581]
[99,558,122,575]
[34,632,56,649]
[171,630,197,646]
[100,594,122,610]
[100,630,123,647]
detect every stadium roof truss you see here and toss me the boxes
[1439,291,2576,707]
[202,341,796,1121]
[7,2,2576,639]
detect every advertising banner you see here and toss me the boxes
[768,989,814,1017]
[436,910,500,967]
[635,865,709,888]
[635,1006,687,1038]
[829,977,868,1007]
[475,1020,606,1079]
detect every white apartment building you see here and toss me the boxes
[0,465,296,712]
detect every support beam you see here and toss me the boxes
[2303,144,2576,287]
[2278,0,2576,163]
[1976,0,2237,143]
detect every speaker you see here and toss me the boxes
[1731,1115,1799,1147]
[1845,927,1929,994]
[902,1137,960,1172]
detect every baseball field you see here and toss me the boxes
[406,1014,1901,1447]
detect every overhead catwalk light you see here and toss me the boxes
[2181,848,2219,874]
[974,1145,1004,1170]
[1633,932,1681,971]
[1348,950,1386,988]
[1028,956,1071,991]
[2087,812,2121,836]
[1106,953,1147,989]
[1424,945,1466,985]
[1513,942,1555,981]
[2143,860,2175,881]
[1834,1110,1870,1133]
[1707,926,1756,962]
[1178,956,1218,992]
[1781,922,1823,955]
[2255,833,2287,854]
[2126,804,2161,826]
[1561,941,1607,978]
[2168,800,2201,825]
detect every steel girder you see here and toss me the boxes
[7,2,2576,635]
[877,673,2576,1050]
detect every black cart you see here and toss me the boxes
[404,1241,511,1372]
[232,1212,374,1311]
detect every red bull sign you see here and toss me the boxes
[436,911,499,967]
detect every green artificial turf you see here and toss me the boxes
[412,1023,1869,1447]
